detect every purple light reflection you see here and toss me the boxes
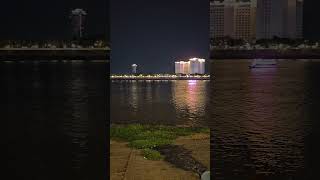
[188,80,197,86]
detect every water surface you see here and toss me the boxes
[111,80,210,126]
[1,60,107,180]
[211,59,320,180]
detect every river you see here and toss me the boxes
[1,60,107,180]
[211,59,320,179]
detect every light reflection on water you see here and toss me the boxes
[111,80,210,126]
[1,61,106,180]
[211,59,317,179]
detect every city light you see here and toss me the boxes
[175,58,206,75]
[188,80,197,85]
[110,74,210,80]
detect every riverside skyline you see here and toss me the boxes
[110,0,209,73]
[110,0,320,74]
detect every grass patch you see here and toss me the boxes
[110,124,145,141]
[110,124,209,160]
[129,139,173,149]
[142,148,163,160]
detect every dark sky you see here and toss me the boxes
[0,0,319,73]
[110,0,209,73]
[0,0,108,40]
[303,0,320,40]
[110,0,320,73]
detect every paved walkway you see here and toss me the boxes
[174,133,210,169]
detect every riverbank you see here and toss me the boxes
[0,48,109,60]
[110,125,210,180]
[211,49,320,59]
[110,74,210,80]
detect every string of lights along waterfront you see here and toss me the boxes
[111,57,208,80]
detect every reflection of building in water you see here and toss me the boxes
[145,80,153,102]
[63,66,89,173]
[175,58,205,75]
[245,67,305,172]
[129,81,138,112]
[171,80,208,125]
[247,68,278,144]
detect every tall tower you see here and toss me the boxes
[70,9,87,40]
[296,0,304,38]
[132,64,137,74]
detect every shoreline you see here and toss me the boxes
[110,74,210,80]
[210,49,320,59]
[0,49,109,60]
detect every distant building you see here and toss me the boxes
[132,64,137,74]
[256,0,303,39]
[175,58,205,75]
[175,61,189,75]
[210,0,256,40]
[70,9,87,40]
[296,0,304,39]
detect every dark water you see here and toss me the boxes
[111,80,210,126]
[211,60,320,180]
[1,61,107,180]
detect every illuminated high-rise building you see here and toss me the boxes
[199,59,205,74]
[175,62,181,74]
[175,58,205,75]
[190,58,200,74]
[210,0,256,40]
[256,0,303,39]
[180,61,190,75]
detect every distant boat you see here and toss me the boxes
[249,59,277,69]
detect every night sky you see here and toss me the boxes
[303,0,320,40]
[0,0,108,40]
[110,0,320,73]
[1,0,320,73]
[110,0,209,73]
